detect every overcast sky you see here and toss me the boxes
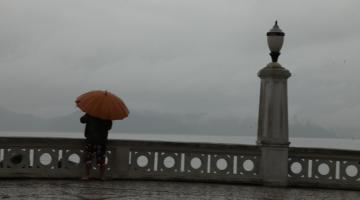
[1,0,360,132]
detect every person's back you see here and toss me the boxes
[81,114,112,145]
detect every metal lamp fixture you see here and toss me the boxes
[267,21,285,62]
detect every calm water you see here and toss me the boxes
[1,131,360,151]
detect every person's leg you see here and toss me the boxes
[96,144,107,180]
[82,143,94,180]
[99,164,106,180]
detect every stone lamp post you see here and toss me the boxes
[257,21,291,186]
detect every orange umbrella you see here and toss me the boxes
[75,90,129,120]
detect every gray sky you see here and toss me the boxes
[1,0,360,132]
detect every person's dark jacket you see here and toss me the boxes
[80,114,112,145]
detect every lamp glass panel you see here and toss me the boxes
[267,36,284,52]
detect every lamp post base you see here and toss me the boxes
[269,52,280,62]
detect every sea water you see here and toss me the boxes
[1,131,360,150]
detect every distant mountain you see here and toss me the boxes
[290,122,337,138]
[0,107,45,131]
[0,107,342,138]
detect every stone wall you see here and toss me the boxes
[1,137,360,190]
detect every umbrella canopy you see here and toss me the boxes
[75,90,129,120]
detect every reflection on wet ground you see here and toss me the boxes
[0,179,359,200]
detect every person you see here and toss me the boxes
[80,113,112,180]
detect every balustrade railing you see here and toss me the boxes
[2,137,360,190]
[0,137,107,178]
[125,140,261,184]
[288,147,360,190]
[0,137,261,184]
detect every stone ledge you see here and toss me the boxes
[258,62,291,79]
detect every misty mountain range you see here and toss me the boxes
[0,107,349,139]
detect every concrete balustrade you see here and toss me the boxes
[1,137,360,190]
[288,147,360,190]
[0,137,261,184]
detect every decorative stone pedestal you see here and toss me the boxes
[257,62,291,186]
[261,145,289,186]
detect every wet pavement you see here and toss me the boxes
[0,179,359,200]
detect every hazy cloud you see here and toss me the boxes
[1,0,360,133]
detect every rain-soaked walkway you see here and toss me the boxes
[0,179,359,200]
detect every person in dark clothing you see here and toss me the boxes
[80,113,112,180]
